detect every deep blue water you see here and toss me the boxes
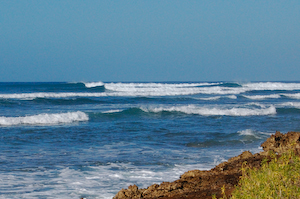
[1,81,300,198]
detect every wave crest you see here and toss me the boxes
[83,81,104,88]
[242,94,281,100]
[0,111,88,126]
[141,104,276,116]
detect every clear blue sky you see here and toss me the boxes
[0,1,299,82]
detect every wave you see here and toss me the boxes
[281,93,300,99]
[197,95,237,101]
[103,82,228,95]
[243,82,300,91]
[104,82,220,90]
[279,102,300,109]
[83,81,105,88]
[187,129,271,148]
[32,98,105,105]
[2,82,300,99]
[102,109,123,114]
[0,89,239,99]
[140,104,276,116]
[197,96,221,101]
[237,129,271,139]
[220,82,242,87]
[242,94,281,100]
[0,111,88,126]
[275,102,300,114]
[0,92,108,99]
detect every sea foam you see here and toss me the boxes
[279,102,300,109]
[1,82,300,100]
[243,82,300,91]
[242,94,281,100]
[84,81,104,88]
[0,111,88,126]
[282,93,300,99]
[141,104,276,116]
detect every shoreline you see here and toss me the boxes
[113,131,300,199]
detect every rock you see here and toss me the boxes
[113,131,300,199]
[261,131,300,155]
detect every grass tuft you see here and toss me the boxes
[230,150,300,199]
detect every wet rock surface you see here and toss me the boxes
[114,132,300,199]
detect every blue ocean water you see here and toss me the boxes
[1,81,300,198]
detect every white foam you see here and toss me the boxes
[102,109,122,114]
[0,162,211,199]
[198,96,221,101]
[141,104,276,116]
[227,95,238,99]
[0,88,241,99]
[242,94,281,100]
[0,92,107,99]
[104,82,234,96]
[0,111,88,126]
[1,82,300,99]
[104,82,219,91]
[237,129,262,139]
[198,95,237,100]
[237,129,273,140]
[279,102,300,108]
[102,82,300,96]
[282,93,300,99]
[243,82,300,91]
[84,81,104,88]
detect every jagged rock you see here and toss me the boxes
[261,131,300,155]
[113,131,300,199]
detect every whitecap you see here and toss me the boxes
[141,104,276,116]
[282,93,300,99]
[227,95,237,99]
[102,109,122,114]
[83,81,104,88]
[243,82,300,91]
[279,102,300,108]
[237,129,262,139]
[0,111,88,126]
[197,96,221,101]
[242,94,281,100]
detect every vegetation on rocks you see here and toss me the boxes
[230,150,300,199]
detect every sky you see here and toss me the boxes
[0,1,299,82]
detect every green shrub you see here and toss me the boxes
[231,151,300,199]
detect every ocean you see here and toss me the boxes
[1,81,300,198]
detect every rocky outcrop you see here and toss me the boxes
[261,131,300,155]
[114,131,300,199]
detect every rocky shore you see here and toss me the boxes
[114,131,300,199]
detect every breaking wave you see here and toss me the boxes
[0,111,88,126]
[282,93,300,99]
[1,82,300,100]
[83,81,104,88]
[280,102,300,108]
[197,95,237,101]
[243,82,300,91]
[242,94,281,100]
[141,104,276,116]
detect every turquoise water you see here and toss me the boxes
[1,81,300,198]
